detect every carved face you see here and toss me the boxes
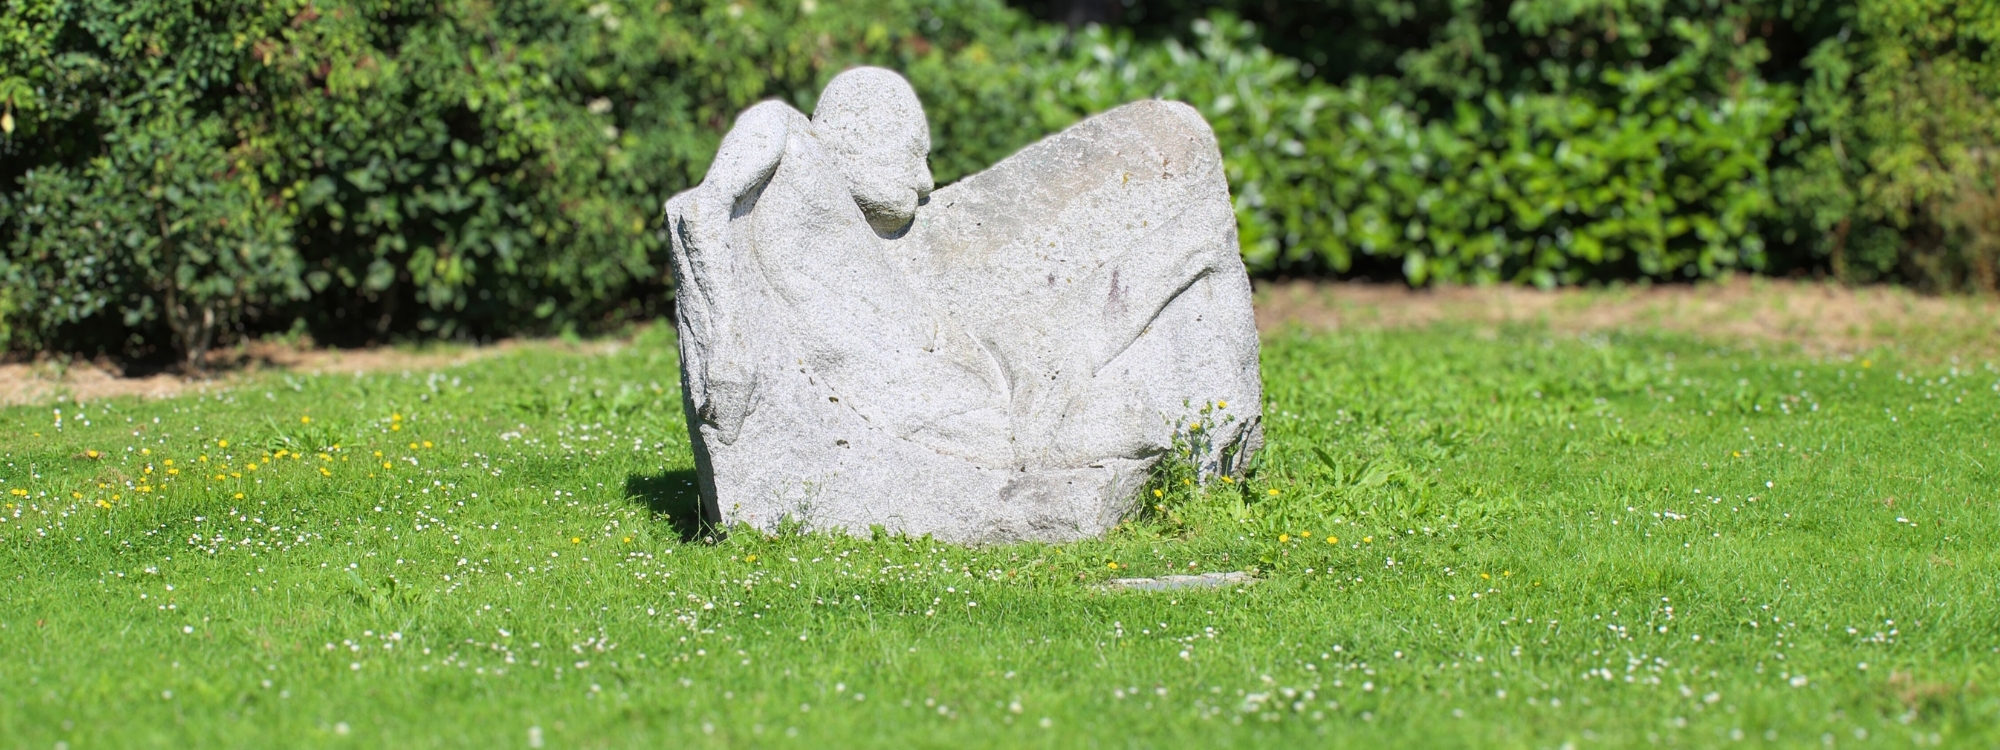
[811,67,935,236]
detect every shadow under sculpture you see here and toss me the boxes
[664,67,1263,543]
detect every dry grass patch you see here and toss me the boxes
[1257,278,2000,361]
[7,279,1997,407]
[0,337,628,406]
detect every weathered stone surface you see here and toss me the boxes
[1101,572,1258,592]
[663,67,1262,543]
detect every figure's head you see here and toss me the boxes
[811,67,933,236]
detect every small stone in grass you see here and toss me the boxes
[1099,571,1256,592]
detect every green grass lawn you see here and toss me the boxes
[3,323,1997,748]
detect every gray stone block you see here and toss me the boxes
[664,67,1262,543]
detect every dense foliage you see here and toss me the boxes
[0,0,1045,361]
[1775,0,2000,288]
[1027,0,1998,286]
[2,0,1995,361]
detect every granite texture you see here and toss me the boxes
[664,67,1262,543]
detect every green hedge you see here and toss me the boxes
[1029,18,1791,285]
[2,0,1995,362]
[0,0,1049,361]
[1033,0,1998,287]
[1775,0,2000,289]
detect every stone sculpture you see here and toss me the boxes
[664,67,1262,543]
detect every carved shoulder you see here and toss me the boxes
[664,100,807,260]
[701,100,807,202]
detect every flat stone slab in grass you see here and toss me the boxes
[664,67,1263,544]
[1100,571,1258,592]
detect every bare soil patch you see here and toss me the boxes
[0,338,620,407]
[6,279,1995,407]
[1256,278,2000,362]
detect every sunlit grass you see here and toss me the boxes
[2,322,1996,747]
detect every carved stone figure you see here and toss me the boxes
[664,67,1262,543]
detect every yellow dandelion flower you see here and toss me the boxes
[1326,536,1338,544]
[382,462,392,469]
[141,448,150,456]
[1106,562,1119,569]
[318,467,331,477]
[85,450,100,459]
[373,451,383,458]
[1480,572,1490,579]
[97,499,111,509]
[300,416,312,424]
[233,493,244,499]
[1217,400,1227,409]
[167,468,179,475]
[1278,534,1291,543]
[1219,475,1233,484]
[622,537,632,543]
[163,459,173,466]
[71,492,81,499]
[422,441,433,449]
[217,440,228,448]
[1267,488,1280,496]
[408,443,418,450]
[1363,536,1373,543]
[571,537,581,544]
[1153,489,1163,498]
[746,555,759,563]
[392,413,403,422]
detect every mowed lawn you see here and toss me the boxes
[2,322,1996,748]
